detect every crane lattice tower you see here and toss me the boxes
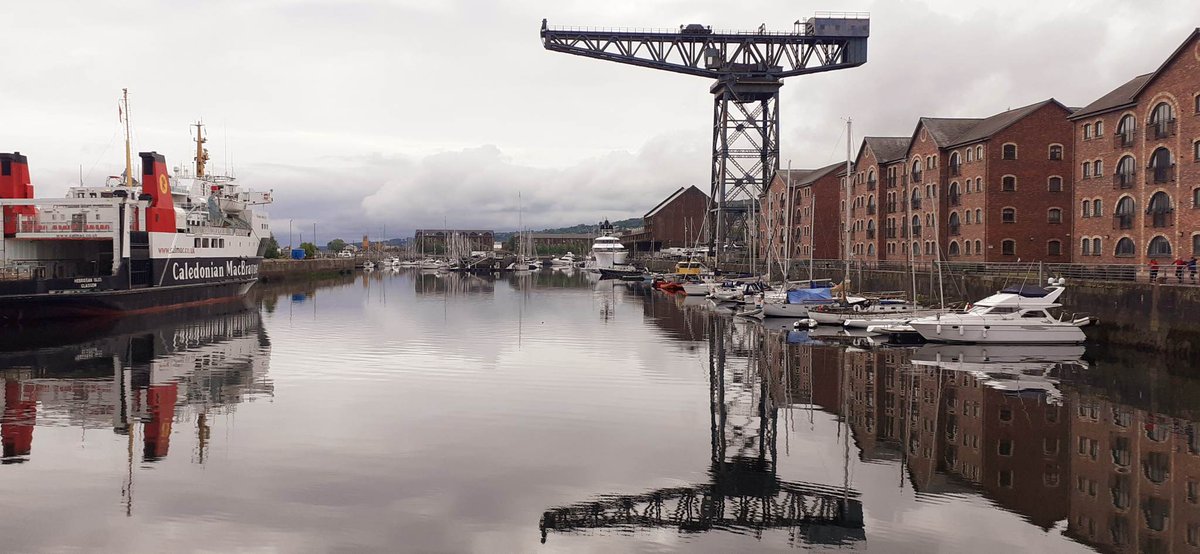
[541,14,870,263]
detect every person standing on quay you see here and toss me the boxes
[1190,256,1198,284]
[1175,257,1186,283]
[1149,259,1160,282]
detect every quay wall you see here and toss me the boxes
[259,258,354,283]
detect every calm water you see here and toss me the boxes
[2,269,1198,552]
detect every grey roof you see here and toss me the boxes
[644,185,707,218]
[863,137,911,163]
[1069,73,1151,120]
[797,162,845,185]
[919,118,984,147]
[772,168,816,184]
[947,99,1068,148]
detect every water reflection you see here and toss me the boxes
[548,288,1200,552]
[0,301,271,472]
[541,318,867,548]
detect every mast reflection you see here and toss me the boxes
[540,318,866,547]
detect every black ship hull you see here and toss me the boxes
[0,279,256,322]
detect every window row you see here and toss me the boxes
[1110,235,1200,258]
[193,237,226,249]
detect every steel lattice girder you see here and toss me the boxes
[540,20,869,80]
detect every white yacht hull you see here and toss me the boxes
[682,283,712,296]
[909,320,1086,344]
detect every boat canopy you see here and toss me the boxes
[999,285,1050,298]
[787,288,832,304]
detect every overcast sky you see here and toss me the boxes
[2,0,1197,242]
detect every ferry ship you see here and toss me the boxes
[0,113,272,321]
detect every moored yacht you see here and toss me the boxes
[588,220,627,270]
[909,279,1092,344]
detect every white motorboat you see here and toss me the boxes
[753,282,839,318]
[909,278,1092,344]
[399,259,420,268]
[550,252,580,267]
[589,220,628,269]
[681,280,715,296]
[419,258,445,270]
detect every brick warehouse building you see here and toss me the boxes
[1071,29,1200,268]
[760,162,843,262]
[847,137,910,262]
[627,185,708,252]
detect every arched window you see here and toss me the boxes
[1093,160,1103,176]
[911,215,922,237]
[1148,235,1173,258]
[867,243,875,256]
[1194,234,1200,256]
[1193,187,1200,208]
[1048,208,1062,224]
[1081,238,1091,256]
[1116,237,1135,257]
[911,241,919,255]
[866,219,875,239]
[948,211,961,235]
[964,241,972,255]
[1116,155,1136,188]
[1002,175,1016,191]
[1148,191,1173,228]
[966,148,973,162]
[965,210,973,224]
[1115,196,1135,229]
[1092,199,1102,217]
[867,194,876,213]
[948,241,960,256]
[1048,240,1062,256]
[1002,207,1016,223]
[1194,140,1200,162]
[1150,102,1175,139]
[1002,143,1017,160]
[1049,144,1063,160]
[1092,237,1102,256]
[949,152,961,175]
[1082,199,1091,218]
[910,188,921,210]
[911,159,923,182]
[975,177,982,192]
[1095,120,1104,136]
[975,239,982,254]
[1150,147,1174,183]
[975,208,982,223]
[1117,114,1135,145]
[976,146,983,160]
[1001,239,1015,256]
[949,182,960,205]
[1048,176,1063,192]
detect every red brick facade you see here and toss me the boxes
[1071,30,1200,267]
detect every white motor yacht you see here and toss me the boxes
[909,278,1092,344]
[589,220,628,269]
[550,252,580,267]
[810,299,942,326]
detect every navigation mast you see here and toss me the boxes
[193,121,209,178]
[121,88,133,187]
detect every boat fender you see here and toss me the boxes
[981,326,987,339]
[936,324,942,334]
[852,304,862,312]
[958,325,964,336]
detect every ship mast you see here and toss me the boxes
[193,121,209,178]
[122,88,133,187]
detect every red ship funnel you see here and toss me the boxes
[0,152,35,236]
[139,151,176,233]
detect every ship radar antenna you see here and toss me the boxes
[193,121,209,178]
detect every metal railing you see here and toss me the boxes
[1149,164,1175,184]
[948,223,961,236]
[867,204,876,215]
[1113,172,1136,189]
[1149,210,1172,228]
[1114,214,1133,230]
[1114,131,1136,149]
[949,193,961,206]
[1147,120,1177,141]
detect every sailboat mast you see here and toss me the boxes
[122,88,133,188]
[843,118,853,289]
[783,160,793,281]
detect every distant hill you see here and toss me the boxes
[495,217,641,241]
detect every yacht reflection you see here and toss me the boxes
[540,319,866,547]
[0,301,271,465]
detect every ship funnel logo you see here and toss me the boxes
[158,174,169,194]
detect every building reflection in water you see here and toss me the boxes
[0,300,272,471]
[552,299,1200,552]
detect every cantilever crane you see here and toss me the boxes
[541,14,870,265]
